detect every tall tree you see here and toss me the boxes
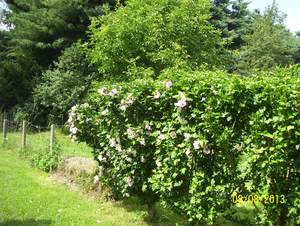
[33,42,97,124]
[1,0,121,68]
[0,0,123,112]
[209,0,253,50]
[88,0,227,82]
[0,28,41,110]
[234,1,296,76]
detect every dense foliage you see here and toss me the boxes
[0,0,122,115]
[33,42,98,124]
[1,0,300,123]
[1,0,122,68]
[88,0,227,81]
[67,66,300,225]
[209,0,253,50]
[235,2,297,76]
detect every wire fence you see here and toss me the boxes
[1,119,65,151]
[1,119,65,134]
[0,119,94,159]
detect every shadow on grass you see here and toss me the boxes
[216,203,258,226]
[115,197,258,226]
[0,218,53,226]
[113,197,184,226]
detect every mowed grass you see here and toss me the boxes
[0,149,184,226]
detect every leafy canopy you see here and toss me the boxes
[88,0,227,81]
[33,42,97,123]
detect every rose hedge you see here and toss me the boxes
[67,66,300,225]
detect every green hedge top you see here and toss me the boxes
[67,66,300,225]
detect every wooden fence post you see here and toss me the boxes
[99,166,104,191]
[50,125,55,172]
[22,121,26,149]
[3,119,7,139]
[50,125,55,153]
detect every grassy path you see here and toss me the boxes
[0,150,148,226]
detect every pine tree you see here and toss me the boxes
[209,0,253,50]
[234,1,296,76]
[0,0,121,112]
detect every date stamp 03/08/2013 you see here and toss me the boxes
[232,195,286,204]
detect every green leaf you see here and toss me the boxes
[181,168,186,174]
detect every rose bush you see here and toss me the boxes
[67,66,300,225]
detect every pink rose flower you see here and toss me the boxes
[145,124,152,131]
[109,138,116,147]
[70,127,78,134]
[158,134,164,139]
[157,162,162,167]
[97,87,106,96]
[101,109,109,115]
[170,132,177,139]
[140,138,145,146]
[203,146,211,154]
[181,119,188,125]
[193,139,201,149]
[166,81,172,89]
[120,105,127,110]
[154,90,161,99]
[185,150,191,155]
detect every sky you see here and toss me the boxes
[248,0,300,34]
[0,0,300,33]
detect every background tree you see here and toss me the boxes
[0,41,41,110]
[234,1,296,76]
[0,0,122,115]
[209,0,253,50]
[33,42,97,124]
[88,0,227,82]
[291,31,300,64]
[1,0,123,68]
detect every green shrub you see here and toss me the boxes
[88,0,227,82]
[30,139,62,172]
[67,65,300,225]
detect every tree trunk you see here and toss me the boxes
[147,201,156,221]
[183,213,189,225]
